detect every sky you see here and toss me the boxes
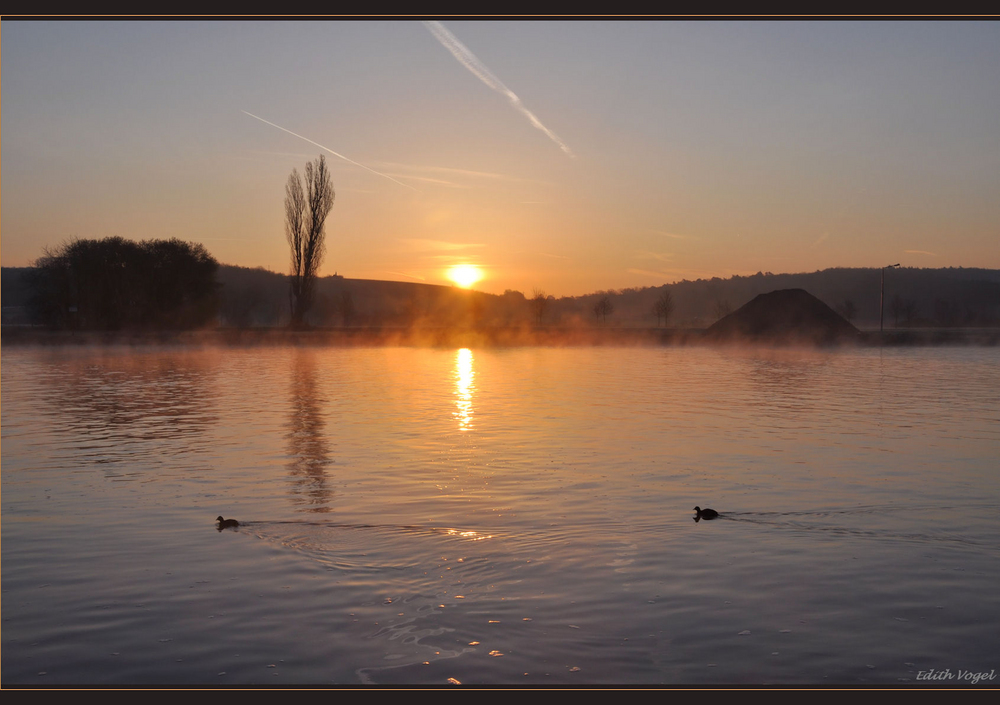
[3,20,999,296]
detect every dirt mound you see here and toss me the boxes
[705,289,860,344]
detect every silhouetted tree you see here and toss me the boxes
[934,298,960,326]
[654,289,674,327]
[594,295,613,324]
[531,288,548,325]
[29,237,218,329]
[839,298,857,323]
[499,289,527,325]
[286,155,335,328]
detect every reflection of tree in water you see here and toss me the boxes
[34,350,217,473]
[286,352,334,512]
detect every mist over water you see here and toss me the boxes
[3,345,998,685]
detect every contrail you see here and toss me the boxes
[384,271,427,281]
[423,21,575,158]
[242,111,420,192]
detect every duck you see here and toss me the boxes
[216,515,240,529]
[693,506,719,520]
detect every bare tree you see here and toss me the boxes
[713,298,732,321]
[531,288,548,325]
[286,155,335,328]
[654,289,674,327]
[593,294,614,324]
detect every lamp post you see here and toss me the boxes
[880,263,900,343]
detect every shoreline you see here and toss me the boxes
[3,325,998,347]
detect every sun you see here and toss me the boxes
[447,264,483,289]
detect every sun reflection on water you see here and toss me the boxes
[444,528,492,541]
[453,348,475,431]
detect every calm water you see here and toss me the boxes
[3,344,999,686]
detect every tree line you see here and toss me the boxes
[15,258,1000,331]
[18,154,335,332]
[28,237,219,330]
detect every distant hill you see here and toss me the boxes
[5,265,1000,329]
[214,265,533,329]
[556,268,1000,329]
[706,289,860,344]
[212,265,1000,330]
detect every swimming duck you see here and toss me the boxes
[216,516,239,529]
[693,506,719,520]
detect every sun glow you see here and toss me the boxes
[447,264,483,288]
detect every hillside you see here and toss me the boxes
[705,289,860,344]
[5,265,1000,329]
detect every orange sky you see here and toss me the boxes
[3,21,999,296]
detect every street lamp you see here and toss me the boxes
[880,263,900,342]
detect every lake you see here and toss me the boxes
[2,343,999,686]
